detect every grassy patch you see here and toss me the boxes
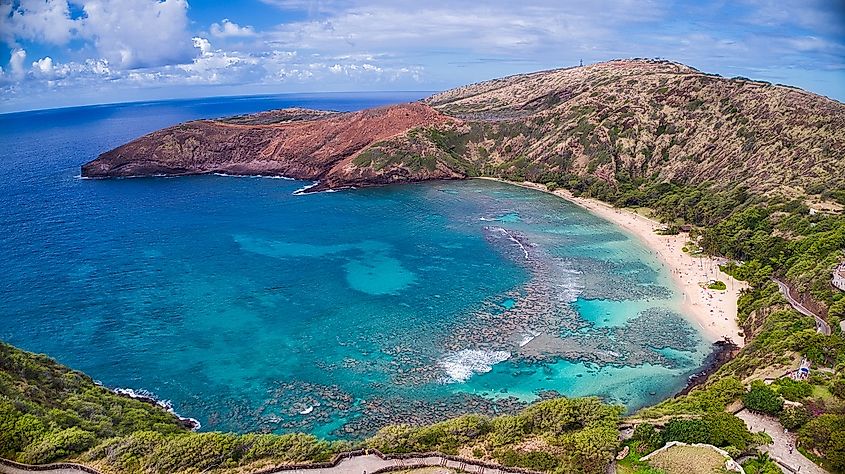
[645,445,726,474]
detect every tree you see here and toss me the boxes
[778,405,810,430]
[799,414,845,472]
[631,423,663,453]
[743,381,784,415]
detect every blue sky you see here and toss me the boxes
[1,0,844,112]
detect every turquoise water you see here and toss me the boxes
[0,94,710,438]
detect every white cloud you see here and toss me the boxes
[210,19,257,38]
[0,0,77,46]
[2,0,195,70]
[10,48,27,80]
[32,57,54,76]
[80,0,195,69]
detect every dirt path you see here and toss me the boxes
[735,409,828,474]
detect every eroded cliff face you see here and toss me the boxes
[82,59,845,194]
[81,103,463,190]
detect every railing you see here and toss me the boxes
[2,449,544,474]
[0,458,101,474]
[254,449,544,474]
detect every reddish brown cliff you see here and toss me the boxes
[81,102,463,190]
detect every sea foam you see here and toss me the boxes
[438,349,511,383]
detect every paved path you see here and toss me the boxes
[266,454,527,474]
[2,453,535,474]
[774,279,831,336]
[736,409,828,474]
[0,466,90,474]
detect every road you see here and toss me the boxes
[774,278,831,336]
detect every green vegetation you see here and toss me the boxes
[742,452,781,474]
[742,381,784,415]
[799,414,845,472]
[707,280,727,291]
[660,412,754,451]
[1,341,627,473]
[645,444,727,474]
[370,397,623,473]
[0,341,341,471]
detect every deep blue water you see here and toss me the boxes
[0,93,710,438]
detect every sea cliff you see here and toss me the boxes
[82,59,845,196]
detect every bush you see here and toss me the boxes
[631,423,662,453]
[743,452,781,474]
[743,381,784,415]
[773,378,813,401]
[495,448,559,471]
[778,405,811,430]
[703,412,752,451]
[708,280,727,290]
[799,414,845,472]
[661,413,752,450]
[489,415,527,447]
[21,427,97,464]
[661,418,709,445]
[636,376,747,419]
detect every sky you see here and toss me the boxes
[1,0,844,113]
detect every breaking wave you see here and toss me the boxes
[438,349,511,383]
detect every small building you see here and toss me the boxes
[790,358,811,381]
[834,263,845,292]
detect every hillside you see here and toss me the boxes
[82,59,845,198]
[81,103,464,191]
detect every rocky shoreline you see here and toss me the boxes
[109,386,202,431]
[676,339,740,396]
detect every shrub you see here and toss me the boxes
[799,414,845,472]
[21,427,97,464]
[495,448,559,471]
[631,423,662,453]
[743,381,784,415]
[489,415,527,447]
[778,405,811,430]
[661,418,709,444]
[773,378,813,401]
[661,413,752,450]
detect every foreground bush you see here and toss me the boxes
[661,412,753,451]
[369,397,623,474]
[798,414,845,473]
[743,381,784,415]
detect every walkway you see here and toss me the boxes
[0,460,95,474]
[2,451,540,474]
[773,279,830,336]
[262,453,523,474]
[735,409,828,474]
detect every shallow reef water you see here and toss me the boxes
[0,94,712,438]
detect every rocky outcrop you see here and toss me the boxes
[82,59,845,194]
[81,103,463,191]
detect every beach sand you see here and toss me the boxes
[479,178,747,347]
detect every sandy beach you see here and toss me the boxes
[479,178,747,347]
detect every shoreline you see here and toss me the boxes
[477,177,747,348]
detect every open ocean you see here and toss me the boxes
[0,93,711,438]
